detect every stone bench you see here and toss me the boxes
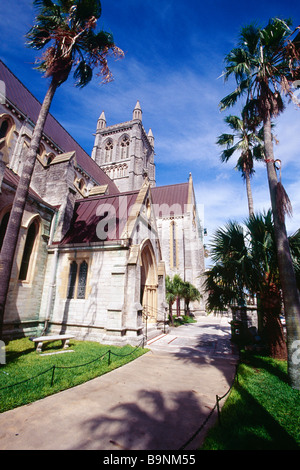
[31,335,74,353]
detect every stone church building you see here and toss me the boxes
[0,60,206,345]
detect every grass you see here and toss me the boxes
[172,314,197,327]
[0,337,148,413]
[200,352,300,450]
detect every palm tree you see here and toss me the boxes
[205,210,300,360]
[0,0,124,338]
[166,275,201,323]
[181,281,202,316]
[216,113,265,216]
[166,275,177,326]
[172,274,185,317]
[220,18,300,389]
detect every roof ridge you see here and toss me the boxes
[76,189,139,203]
[153,182,189,190]
[0,59,119,194]
[0,60,91,159]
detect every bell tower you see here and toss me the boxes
[92,101,156,193]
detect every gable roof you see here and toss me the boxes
[151,182,190,217]
[60,190,139,245]
[0,60,119,195]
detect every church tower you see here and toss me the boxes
[92,101,156,193]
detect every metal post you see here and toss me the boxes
[51,366,56,386]
[216,395,221,426]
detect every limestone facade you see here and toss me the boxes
[92,101,156,192]
[0,60,206,345]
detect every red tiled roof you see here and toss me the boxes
[60,191,139,244]
[0,60,119,195]
[151,183,189,217]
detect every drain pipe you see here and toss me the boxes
[40,211,59,336]
[41,246,59,335]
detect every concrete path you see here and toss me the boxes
[0,315,238,451]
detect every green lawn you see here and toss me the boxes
[0,337,147,413]
[201,352,300,450]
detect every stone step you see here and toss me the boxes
[146,333,167,345]
[144,327,165,342]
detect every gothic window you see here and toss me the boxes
[19,219,39,281]
[105,141,113,162]
[67,261,78,299]
[77,261,88,299]
[170,221,178,269]
[74,176,86,194]
[120,137,130,159]
[0,209,10,251]
[46,153,55,166]
[0,115,15,162]
[37,143,45,160]
[67,259,89,299]
[0,120,9,140]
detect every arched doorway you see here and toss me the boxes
[140,240,158,323]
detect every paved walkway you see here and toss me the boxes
[0,315,238,451]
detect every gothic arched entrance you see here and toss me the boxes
[140,240,158,323]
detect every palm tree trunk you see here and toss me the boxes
[0,78,58,339]
[245,169,254,216]
[264,111,300,390]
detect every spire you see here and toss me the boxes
[148,128,154,147]
[133,100,142,121]
[97,111,106,130]
[188,172,193,205]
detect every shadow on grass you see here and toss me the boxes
[202,382,299,450]
[4,339,77,364]
[241,352,289,384]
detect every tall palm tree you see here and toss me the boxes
[219,18,300,389]
[216,113,265,216]
[0,0,124,338]
[205,210,300,360]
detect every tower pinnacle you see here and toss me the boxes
[133,100,142,121]
[97,111,106,130]
[148,128,154,147]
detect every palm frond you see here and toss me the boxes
[216,133,234,147]
[26,0,124,87]
[73,59,93,87]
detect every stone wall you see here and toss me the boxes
[0,184,55,338]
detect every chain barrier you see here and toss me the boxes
[0,337,145,392]
[179,360,240,450]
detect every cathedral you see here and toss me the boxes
[0,60,206,346]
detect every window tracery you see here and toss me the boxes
[105,141,113,162]
[67,259,89,299]
[19,219,39,282]
[120,136,130,159]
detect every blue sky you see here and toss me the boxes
[1,0,300,266]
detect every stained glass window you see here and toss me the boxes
[77,261,88,299]
[19,221,38,281]
[67,261,78,299]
